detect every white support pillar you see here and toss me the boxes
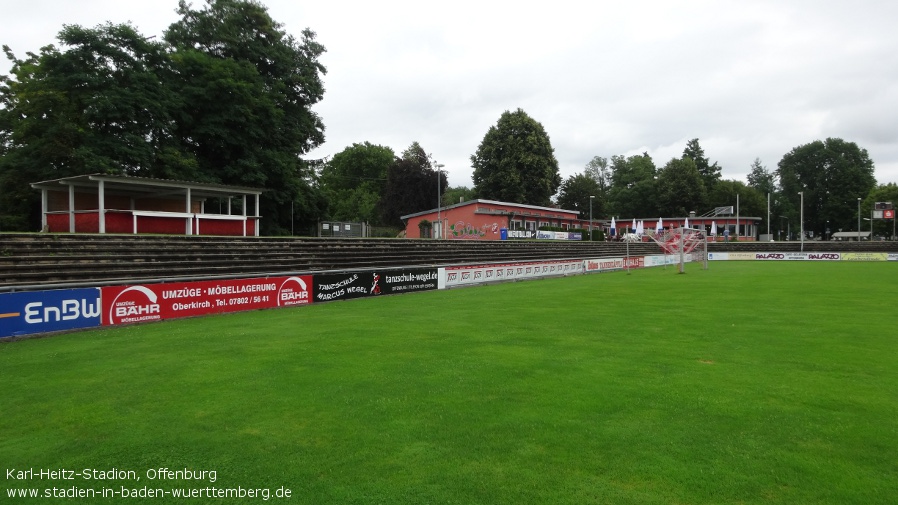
[98,180,106,234]
[185,188,192,235]
[254,194,260,237]
[68,185,75,233]
[41,189,49,231]
[242,195,247,237]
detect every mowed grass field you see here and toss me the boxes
[1,261,897,504]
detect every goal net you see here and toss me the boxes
[649,227,709,273]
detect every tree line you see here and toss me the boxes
[2,1,896,238]
[557,137,895,240]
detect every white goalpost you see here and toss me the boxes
[649,227,709,273]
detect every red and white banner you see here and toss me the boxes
[584,256,645,272]
[439,260,583,288]
[102,276,312,326]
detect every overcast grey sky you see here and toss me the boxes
[4,0,898,190]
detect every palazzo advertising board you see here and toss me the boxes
[440,260,583,289]
[753,252,842,261]
[102,276,312,326]
[314,268,438,302]
[1,288,101,338]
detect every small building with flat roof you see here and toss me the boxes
[401,200,587,240]
[32,174,264,236]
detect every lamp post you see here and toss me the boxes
[799,191,804,251]
[857,197,862,242]
[436,164,444,239]
[589,195,594,240]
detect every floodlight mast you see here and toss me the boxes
[436,164,444,239]
[799,191,804,251]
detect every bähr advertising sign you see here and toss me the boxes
[102,276,312,326]
[1,288,101,338]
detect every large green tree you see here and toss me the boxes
[557,156,610,221]
[471,108,560,206]
[707,180,766,237]
[744,158,778,235]
[606,153,657,218]
[655,157,706,217]
[0,0,327,234]
[0,24,185,230]
[682,138,721,194]
[319,142,394,224]
[746,158,776,196]
[441,186,475,207]
[556,173,605,220]
[863,183,898,239]
[164,0,326,234]
[380,142,446,228]
[777,138,876,239]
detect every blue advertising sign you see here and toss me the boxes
[0,288,101,338]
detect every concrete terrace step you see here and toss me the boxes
[0,233,671,290]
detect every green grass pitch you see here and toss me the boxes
[1,261,897,504]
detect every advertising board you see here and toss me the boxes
[536,231,583,241]
[380,268,439,295]
[102,276,312,326]
[440,260,583,288]
[841,253,888,262]
[1,288,101,338]
[507,230,536,239]
[644,254,678,267]
[583,256,645,272]
[314,268,438,302]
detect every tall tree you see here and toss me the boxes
[777,138,876,239]
[865,183,898,238]
[583,155,611,191]
[471,108,560,206]
[745,158,778,235]
[441,186,475,207]
[682,138,721,193]
[606,153,657,218]
[0,0,328,234]
[319,142,394,224]
[0,24,186,230]
[707,180,766,236]
[556,173,605,221]
[165,0,327,235]
[655,157,706,217]
[746,158,776,196]
[380,142,446,227]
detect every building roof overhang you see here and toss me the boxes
[31,173,264,200]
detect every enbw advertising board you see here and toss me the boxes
[1,288,101,338]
